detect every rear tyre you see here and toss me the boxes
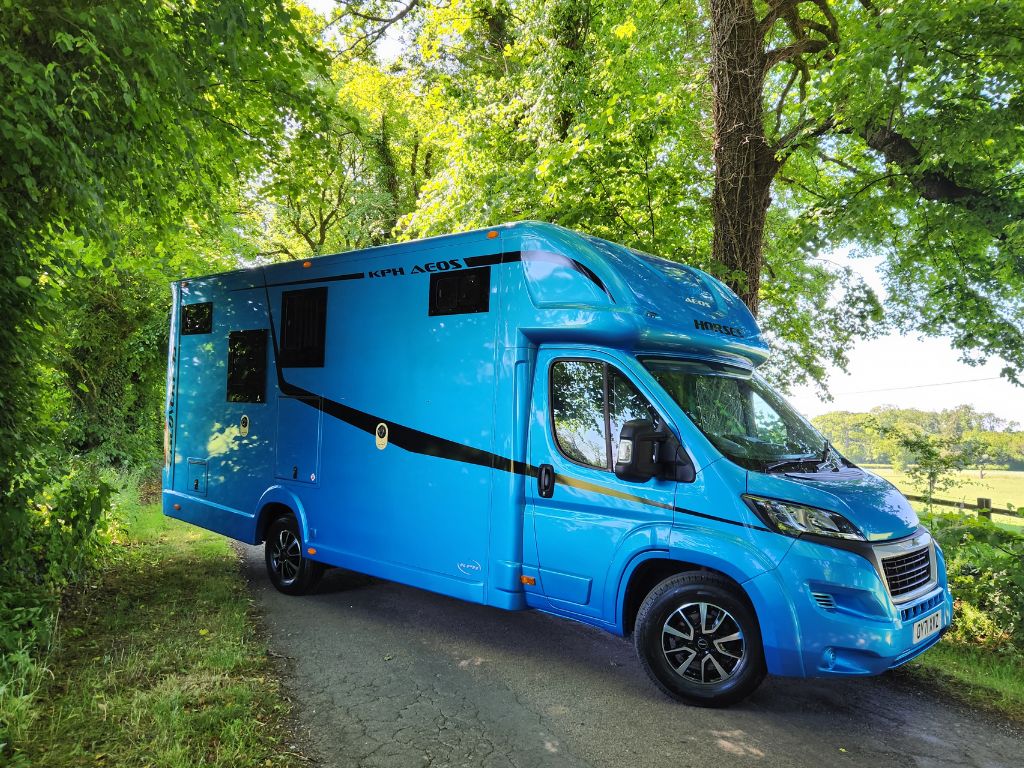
[634,571,766,707]
[264,515,324,596]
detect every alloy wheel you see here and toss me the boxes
[270,527,302,586]
[661,601,745,685]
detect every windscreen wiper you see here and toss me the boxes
[818,440,841,471]
[764,456,819,473]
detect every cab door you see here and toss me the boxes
[527,349,677,622]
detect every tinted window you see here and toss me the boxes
[181,302,212,335]
[429,266,490,316]
[551,361,607,468]
[280,287,327,367]
[227,330,267,403]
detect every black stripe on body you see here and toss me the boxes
[465,251,523,267]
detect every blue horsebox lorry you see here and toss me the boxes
[163,221,951,706]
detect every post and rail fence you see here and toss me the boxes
[903,494,1022,520]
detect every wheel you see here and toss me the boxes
[264,515,324,596]
[634,571,766,707]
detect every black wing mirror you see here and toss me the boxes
[614,419,696,484]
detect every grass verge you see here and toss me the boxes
[11,489,310,767]
[907,642,1024,723]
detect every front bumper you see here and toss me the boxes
[744,532,953,678]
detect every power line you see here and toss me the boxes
[835,376,1003,395]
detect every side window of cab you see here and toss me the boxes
[550,359,662,471]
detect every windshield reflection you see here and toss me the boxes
[643,358,832,472]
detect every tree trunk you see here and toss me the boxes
[375,114,401,242]
[709,0,777,315]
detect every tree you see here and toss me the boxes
[875,425,968,507]
[708,0,1024,383]
[0,0,323,661]
[249,59,437,258]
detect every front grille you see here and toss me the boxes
[882,546,932,598]
[900,592,943,622]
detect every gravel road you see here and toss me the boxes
[238,544,1022,768]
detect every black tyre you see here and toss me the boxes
[264,515,324,596]
[634,571,766,707]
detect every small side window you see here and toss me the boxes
[550,360,663,472]
[551,361,608,469]
[429,266,490,316]
[181,302,212,335]
[227,330,268,403]
[280,287,327,367]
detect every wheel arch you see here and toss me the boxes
[617,553,759,637]
[253,485,310,545]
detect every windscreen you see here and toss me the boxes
[643,358,828,472]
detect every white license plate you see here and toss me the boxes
[912,610,942,644]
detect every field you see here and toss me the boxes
[866,466,1024,529]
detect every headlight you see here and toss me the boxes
[742,495,864,541]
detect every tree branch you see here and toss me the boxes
[861,125,977,202]
[765,37,828,69]
[758,0,806,37]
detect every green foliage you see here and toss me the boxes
[10,496,308,766]
[248,58,436,258]
[819,1,1024,382]
[875,424,971,503]
[0,460,111,752]
[927,513,1024,653]
[0,3,323,758]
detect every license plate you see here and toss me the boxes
[912,610,942,644]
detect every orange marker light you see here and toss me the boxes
[520,575,536,586]
[487,230,499,239]
[303,260,312,268]
[307,547,317,555]
[173,503,181,510]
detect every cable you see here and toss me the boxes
[834,376,1003,395]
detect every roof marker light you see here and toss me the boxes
[487,230,499,239]
[303,260,312,268]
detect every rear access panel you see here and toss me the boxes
[275,396,322,484]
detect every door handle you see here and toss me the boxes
[538,464,555,499]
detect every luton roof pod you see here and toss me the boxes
[495,222,769,364]
[164,220,951,708]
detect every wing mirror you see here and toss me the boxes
[614,419,696,483]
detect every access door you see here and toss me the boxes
[527,350,677,622]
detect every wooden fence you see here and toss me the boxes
[904,494,1022,519]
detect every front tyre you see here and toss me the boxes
[264,515,324,596]
[634,572,766,707]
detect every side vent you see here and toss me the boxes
[812,592,836,611]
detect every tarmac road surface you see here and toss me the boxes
[238,544,1023,768]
